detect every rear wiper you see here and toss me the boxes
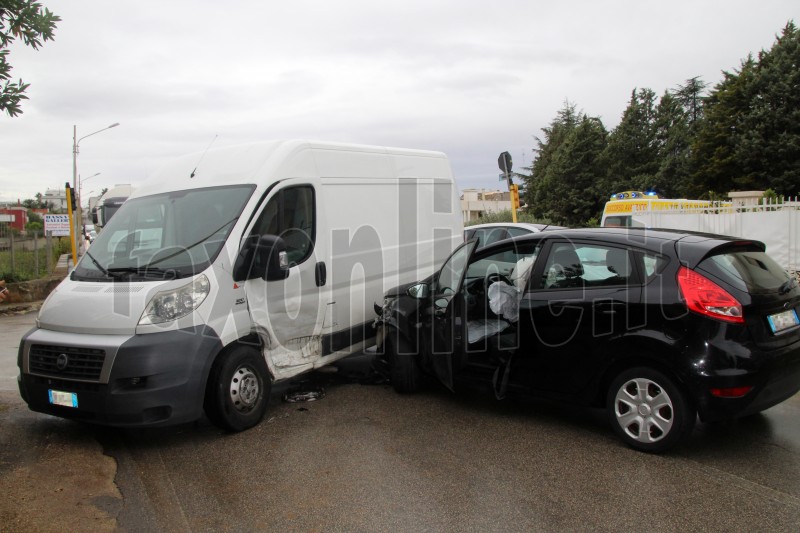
[779,277,798,295]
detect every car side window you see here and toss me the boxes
[473,227,511,247]
[251,185,315,265]
[642,252,669,282]
[506,227,531,238]
[539,243,633,289]
[464,242,540,291]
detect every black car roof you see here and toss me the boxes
[478,227,766,268]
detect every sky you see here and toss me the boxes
[1,1,798,206]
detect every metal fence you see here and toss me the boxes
[0,224,67,281]
[636,197,800,273]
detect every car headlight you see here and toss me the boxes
[139,274,210,325]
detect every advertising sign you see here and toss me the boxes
[44,214,71,236]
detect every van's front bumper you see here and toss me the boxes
[17,325,223,427]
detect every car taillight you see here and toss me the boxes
[677,266,744,324]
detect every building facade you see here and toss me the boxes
[460,189,512,222]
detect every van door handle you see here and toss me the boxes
[315,262,327,287]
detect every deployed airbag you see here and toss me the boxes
[488,281,521,323]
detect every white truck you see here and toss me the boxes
[92,184,134,229]
[18,140,463,431]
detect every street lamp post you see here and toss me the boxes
[79,172,101,203]
[72,123,119,256]
[78,173,100,231]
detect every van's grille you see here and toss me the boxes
[29,345,105,381]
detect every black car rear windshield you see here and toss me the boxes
[698,250,791,293]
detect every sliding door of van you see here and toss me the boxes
[243,179,328,372]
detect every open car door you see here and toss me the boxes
[429,239,478,391]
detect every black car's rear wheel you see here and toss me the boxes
[607,367,695,453]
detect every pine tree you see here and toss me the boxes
[736,22,800,195]
[602,88,659,194]
[693,22,800,197]
[653,88,697,197]
[522,101,580,216]
[674,77,708,128]
[529,114,608,226]
[691,58,757,197]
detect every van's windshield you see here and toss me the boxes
[72,185,255,281]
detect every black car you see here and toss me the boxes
[374,228,800,453]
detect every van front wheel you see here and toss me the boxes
[205,346,271,432]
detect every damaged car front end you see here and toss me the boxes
[374,276,437,392]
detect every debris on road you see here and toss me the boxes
[282,386,325,403]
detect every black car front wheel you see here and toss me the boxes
[386,329,421,393]
[607,367,695,453]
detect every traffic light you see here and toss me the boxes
[65,182,77,212]
[510,184,520,210]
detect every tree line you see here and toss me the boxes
[522,21,800,227]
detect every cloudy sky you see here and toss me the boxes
[1,1,797,205]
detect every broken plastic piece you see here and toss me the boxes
[283,387,325,403]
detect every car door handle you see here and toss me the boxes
[594,302,624,314]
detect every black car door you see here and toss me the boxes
[428,240,478,391]
[518,240,642,394]
[427,239,542,391]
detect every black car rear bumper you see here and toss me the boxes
[694,338,800,422]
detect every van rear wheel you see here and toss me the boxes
[205,346,271,432]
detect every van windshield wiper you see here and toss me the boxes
[84,250,125,279]
[106,266,178,279]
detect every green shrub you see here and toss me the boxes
[464,209,557,227]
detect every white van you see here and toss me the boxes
[18,140,463,431]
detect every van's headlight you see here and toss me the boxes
[139,275,210,325]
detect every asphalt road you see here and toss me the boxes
[2,309,800,532]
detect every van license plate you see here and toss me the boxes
[768,309,800,334]
[48,390,78,408]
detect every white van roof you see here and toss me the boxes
[131,140,450,199]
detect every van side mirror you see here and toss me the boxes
[234,234,290,282]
